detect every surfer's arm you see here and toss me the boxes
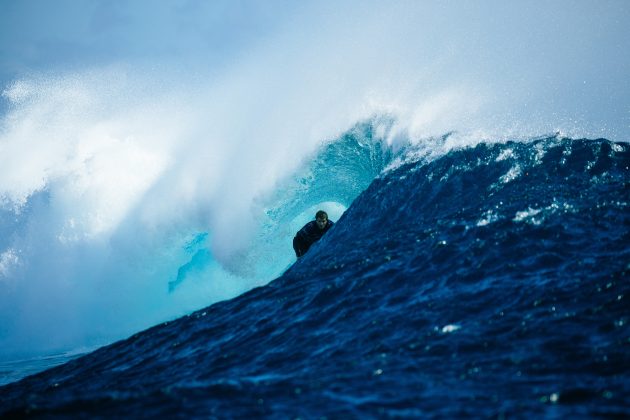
[296,222,315,241]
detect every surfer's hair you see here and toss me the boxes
[315,210,328,220]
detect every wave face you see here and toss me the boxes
[1,136,628,417]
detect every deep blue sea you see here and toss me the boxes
[0,134,628,418]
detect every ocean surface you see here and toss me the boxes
[0,134,628,418]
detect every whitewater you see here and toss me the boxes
[0,1,629,416]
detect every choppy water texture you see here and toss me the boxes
[1,136,628,418]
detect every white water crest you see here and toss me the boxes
[0,0,628,360]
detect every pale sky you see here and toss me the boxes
[0,1,298,77]
[1,0,629,139]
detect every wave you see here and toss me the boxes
[1,136,628,417]
[0,101,403,359]
[2,0,628,358]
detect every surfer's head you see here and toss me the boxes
[315,210,328,230]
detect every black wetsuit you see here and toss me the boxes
[293,220,334,257]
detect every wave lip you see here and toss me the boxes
[0,137,628,417]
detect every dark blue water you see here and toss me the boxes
[1,136,628,418]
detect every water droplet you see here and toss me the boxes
[441,324,461,333]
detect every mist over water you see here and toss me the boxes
[0,1,629,359]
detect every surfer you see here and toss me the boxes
[293,210,334,258]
